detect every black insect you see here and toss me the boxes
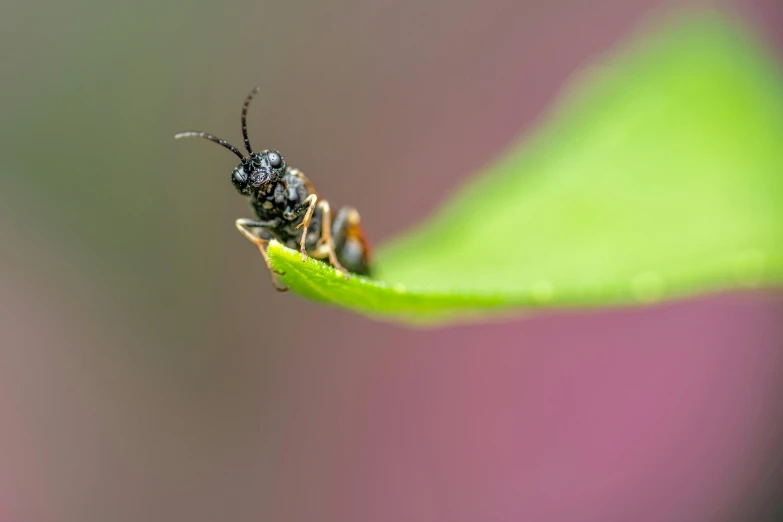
[175,87,372,291]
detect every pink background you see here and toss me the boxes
[0,0,781,521]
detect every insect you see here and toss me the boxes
[175,87,372,291]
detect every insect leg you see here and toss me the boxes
[291,193,318,262]
[235,218,288,292]
[310,200,349,279]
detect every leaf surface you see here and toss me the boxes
[268,12,783,325]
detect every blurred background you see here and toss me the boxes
[1,0,782,521]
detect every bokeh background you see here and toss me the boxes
[1,0,782,521]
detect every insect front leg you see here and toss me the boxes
[284,193,318,262]
[235,218,288,292]
[309,200,349,279]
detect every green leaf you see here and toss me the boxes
[267,10,783,325]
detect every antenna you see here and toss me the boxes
[241,86,262,154]
[174,131,245,161]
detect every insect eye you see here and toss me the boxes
[233,169,247,184]
[267,151,282,169]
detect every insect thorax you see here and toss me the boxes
[249,170,318,246]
